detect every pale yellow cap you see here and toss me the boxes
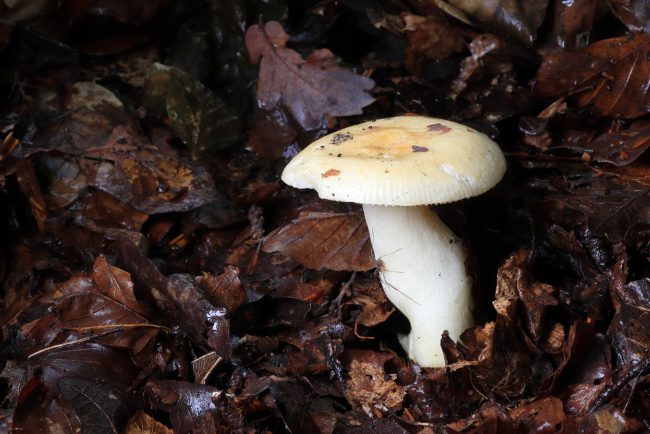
[281,116,506,206]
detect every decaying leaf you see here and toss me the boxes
[245,21,375,130]
[2,0,650,431]
[536,33,650,118]
[342,350,405,417]
[144,63,241,155]
[33,82,218,214]
[433,0,549,44]
[401,13,464,74]
[145,380,221,434]
[608,0,650,34]
[125,411,173,434]
[262,211,374,271]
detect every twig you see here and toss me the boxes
[65,323,170,332]
[589,357,650,412]
[27,329,122,359]
[332,271,357,319]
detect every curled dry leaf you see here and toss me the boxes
[245,21,375,130]
[536,33,650,118]
[262,211,374,272]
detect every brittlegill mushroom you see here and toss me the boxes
[281,116,506,367]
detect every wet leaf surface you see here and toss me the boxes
[536,33,650,118]
[263,211,374,271]
[1,1,650,432]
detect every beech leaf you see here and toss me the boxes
[245,21,375,130]
[536,33,650,118]
[262,211,374,271]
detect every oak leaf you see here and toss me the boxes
[245,21,374,130]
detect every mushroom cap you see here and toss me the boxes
[281,116,506,206]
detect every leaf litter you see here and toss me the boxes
[1,0,650,432]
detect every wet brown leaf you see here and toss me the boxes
[35,82,217,214]
[609,279,650,367]
[509,396,565,432]
[544,0,597,52]
[165,274,232,358]
[262,211,374,271]
[495,250,558,341]
[245,21,375,130]
[195,265,245,312]
[586,119,650,165]
[145,380,220,434]
[608,0,650,34]
[401,13,464,75]
[12,378,82,434]
[536,33,650,118]
[124,411,173,434]
[434,0,548,44]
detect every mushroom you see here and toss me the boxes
[281,116,506,367]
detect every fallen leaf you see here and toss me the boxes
[342,350,405,416]
[545,0,596,52]
[191,351,223,385]
[12,378,82,434]
[145,380,220,434]
[262,211,374,271]
[165,274,232,358]
[124,411,173,434]
[245,21,375,130]
[346,275,394,329]
[144,63,241,155]
[509,396,565,432]
[495,250,558,341]
[434,0,549,44]
[536,33,650,118]
[608,0,650,34]
[58,376,131,433]
[195,266,245,312]
[609,278,650,367]
[401,13,464,75]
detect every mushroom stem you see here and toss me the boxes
[362,204,473,367]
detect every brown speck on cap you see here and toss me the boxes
[281,116,506,206]
[330,132,353,145]
[321,168,341,178]
[427,123,452,134]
